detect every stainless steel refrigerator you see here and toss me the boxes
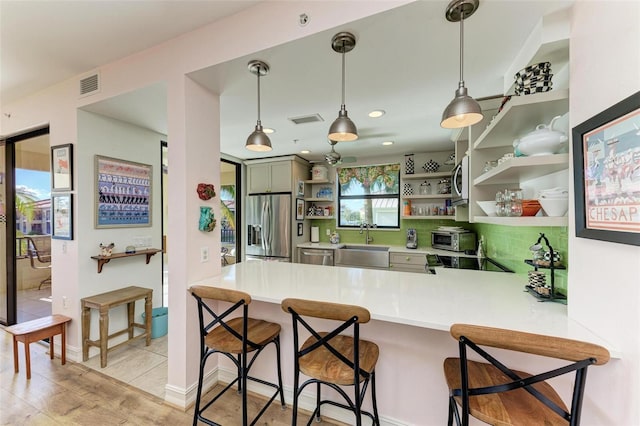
[246,193,291,261]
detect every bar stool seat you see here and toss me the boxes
[444,358,568,425]
[299,333,379,385]
[205,317,280,354]
[443,323,610,426]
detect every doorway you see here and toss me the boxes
[1,127,51,326]
[220,159,241,265]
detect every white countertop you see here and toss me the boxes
[206,261,618,357]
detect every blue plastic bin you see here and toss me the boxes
[142,307,168,339]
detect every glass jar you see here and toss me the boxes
[508,189,523,216]
[495,191,507,217]
[438,178,451,194]
[419,181,431,195]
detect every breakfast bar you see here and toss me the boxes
[194,261,617,425]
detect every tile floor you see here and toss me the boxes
[82,333,169,398]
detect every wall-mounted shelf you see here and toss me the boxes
[401,171,452,180]
[473,216,567,227]
[91,248,161,273]
[402,215,456,220]
[473,154,569,186]
[402,194,451,200]
[306,215,334,220]
[304,197,333,202]
[473,89,569,150]
[304,179,333,184]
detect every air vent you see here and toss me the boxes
[288,113,324,125]
[79,73,100,97]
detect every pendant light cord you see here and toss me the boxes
[256,68,262,124]
[341,43,346,107]
[458,7,465,87]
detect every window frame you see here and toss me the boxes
[336,163,400,229]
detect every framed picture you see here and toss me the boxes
[52,194,73,240]
[51,144,73,191]
[296,180,305,197]
[296,198,304,221]
[572,91,640,246]
[297,222,303,236]
[95,155,152,228]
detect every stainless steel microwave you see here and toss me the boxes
[431,229,476,252]
[451,155,469,206]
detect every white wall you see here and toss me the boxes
[568,1,640,424]
[76,110,164,354]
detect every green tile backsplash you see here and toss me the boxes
[308,218,569,294]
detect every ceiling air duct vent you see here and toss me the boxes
[79,73,100,98]
[288,114,324,125]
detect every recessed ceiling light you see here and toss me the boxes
[263,127,275,134]
[300,150,311,154]
[368,110,386,118]
[381,141,394,146]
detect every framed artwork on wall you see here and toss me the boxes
[296,198,304,221]
[95,155,152,228]
[51,144,73,191]
[297,222,303,236]
[572,91,640,246]
[52,194,73,240]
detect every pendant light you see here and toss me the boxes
[441,0,483,129]
[246,60,272,152]
[328,32,358,142]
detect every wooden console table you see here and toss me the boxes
[81,286,152,368]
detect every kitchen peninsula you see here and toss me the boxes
[198,261,616,425]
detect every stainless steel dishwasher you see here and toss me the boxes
[297,248,334,266]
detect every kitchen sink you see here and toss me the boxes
[335,245,390,269]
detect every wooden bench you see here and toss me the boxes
[5,314,72,379]
[81,286,152,368]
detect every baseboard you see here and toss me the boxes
[164,365,219,410]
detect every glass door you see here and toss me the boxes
[0,142,7,324]
[1,126,50,326]
[221,159,241,265]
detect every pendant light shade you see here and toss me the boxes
[441,0,483,129]
[328,32,358,142]
[246,60,272,152]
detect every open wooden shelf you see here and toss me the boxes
[473,216,568,227]
[473,154,569,186]
[91,248,161,273]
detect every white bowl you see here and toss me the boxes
[538,197,568,217]
[477,201,497,216]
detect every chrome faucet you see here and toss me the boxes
[359,222,376,244]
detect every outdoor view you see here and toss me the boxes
[16,169,51,237]
[337,164,400,228]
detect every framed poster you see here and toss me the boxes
[572,91,640,246]
[51,144,73,191]
[296,198,304,221]
[52,194,73,240]
[296,180,305,197]
[95,155,152,228]
[297,222,303,236]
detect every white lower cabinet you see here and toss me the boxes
[389,252,428,273]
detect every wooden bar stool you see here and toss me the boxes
[281,298,380,426]
[443,323,610,426]
[189,285,285,426]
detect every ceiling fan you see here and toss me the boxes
[325,140,356,166]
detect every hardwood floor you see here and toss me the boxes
[0,328,344,425]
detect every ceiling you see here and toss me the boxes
[2,0,572,164]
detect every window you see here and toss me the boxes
[337,163,400,228]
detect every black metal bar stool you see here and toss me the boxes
[190,285,285,425]
[281,298,380,426]
[443,323,610,426]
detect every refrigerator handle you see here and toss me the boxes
[261,200,269,252]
